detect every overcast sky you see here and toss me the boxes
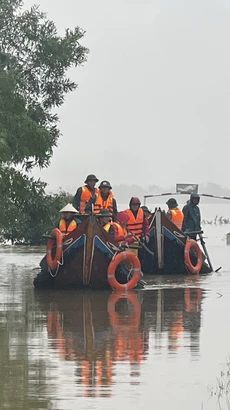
[24,0,230,192]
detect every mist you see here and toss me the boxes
[24,0,230,193]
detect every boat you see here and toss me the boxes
[140,208,213,275]
[34,182,215,289]
[34,214,143,290]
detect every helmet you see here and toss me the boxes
[141,205,151,214]
[99,180,112,189]
[166,198,178,207]
[84,174,99,183]
[97,209,112,217]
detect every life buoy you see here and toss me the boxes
[46,228,63,270]
[107,251,141,290]
[184,239,202,274]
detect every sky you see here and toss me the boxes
[24,0,230,193]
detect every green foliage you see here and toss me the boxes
[0,0,88,169]
[0,166,73,244]
[0,0,87,243]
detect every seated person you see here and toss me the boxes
[97,209,115,237]
[113,211,135,247]
[58,203,79,236]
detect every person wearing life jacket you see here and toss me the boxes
[166,198,184,230]
[58,203,78,236]
[97,209,115,237]
[72,174,99,213]
[125,197,149,242]
[113,211,135,247]
[85,180,118,217]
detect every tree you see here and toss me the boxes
[0,165,74,244]
[0,0,88,243]
[0,0,88,169]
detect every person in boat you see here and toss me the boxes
[182,193,201,239]
[97,209,115,237]
[85,180,118,217]
[113,211,135,248]
[58,203,79,236]
[124,197,150,257]
[72,174,99,213]
[166,198,184,230]
[141,205,152,219]
[125,197,149,241]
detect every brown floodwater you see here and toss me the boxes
[0,221,230,410]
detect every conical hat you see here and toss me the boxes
[59,203,79,213]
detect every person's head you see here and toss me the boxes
[84,174,99,189]
[190,193,200,206]
[141,205,151,218]
[117,211,129,227]
[166,198,178,210]
[97,209,112,225]
[129,197,141,212]
[99,180,112,196]
[59,203,78,220]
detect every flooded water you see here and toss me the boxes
[1,204,230,410]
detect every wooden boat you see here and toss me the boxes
[34,205,213,289]
[140,208,212,275]
[34,214,143,290]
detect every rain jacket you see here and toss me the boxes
[182,202,201,232]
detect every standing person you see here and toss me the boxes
[125,197,149,241]
[166,198,184,230]
[182,194,201,239]
[85,180,118,217]
[125,197,149,256]
[73,174,99,213]
[58,203,79,236]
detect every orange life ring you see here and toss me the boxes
[107,251,141,290]
[46,228,63,270]
[184,239,202,274]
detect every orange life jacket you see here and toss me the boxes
[112,222,127,243]
[93,191,114,214]
[79,186,99,214]
[103,222,112,232]
[125,208,144,238]
[58,218,77,235]
[168,208,184,230]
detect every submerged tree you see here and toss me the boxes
[0,0,88,242]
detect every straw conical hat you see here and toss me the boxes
[59,203,79,213]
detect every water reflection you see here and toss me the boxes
[35,284,205,399]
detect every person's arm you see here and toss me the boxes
[198,208,201,230]
[85,194,96,214]
[166,210,172,220]
[112,198,118,219]
[108,225,115,239]
[72,187,82,210]
[143,217,149,236]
